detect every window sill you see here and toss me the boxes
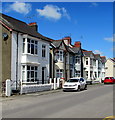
[22,53,38,57]
[56,61,64,63]
[22,82,38,85]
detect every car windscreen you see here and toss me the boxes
[105,77,110,79]
[67,79,79,82]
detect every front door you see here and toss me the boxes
[42,67,45,84]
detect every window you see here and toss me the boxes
[75,56,80,64]
[80,78,84,82]
[93,59,96,66]
[23,38,38,55]
[75,71,81,77]
[22,65,38,82]
[27,38,38,55]
[95,72,97,78]
[86,58,88,65]
[86,71,88,78]
[22,66,26,82]
[90,71,93,78]
[56,69,63,78]
[90,58,93,65]
[67,79,79,82]
[55,50,63,62]
[42,45,46,57]
[98,72,100,78]
[23,38,25,53]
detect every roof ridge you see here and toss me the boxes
[1,13,27,25]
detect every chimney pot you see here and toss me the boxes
[74,41,81,48]
[28,22,38,32]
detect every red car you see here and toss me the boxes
[104,77,115,84]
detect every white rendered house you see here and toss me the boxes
[83,51,106,83]
[1,13,51,93]
[105,58,115,77]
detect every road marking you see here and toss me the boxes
[103,116,115,120]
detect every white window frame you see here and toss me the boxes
[75,56,81,64]
[56,69,63,78]
[55,50,63,62]
[86,71,88,78]
[86,58,88,65]
[42,45,46,58]
[75,70,81,77]
[22,65,38,83]
[22,38,38,55]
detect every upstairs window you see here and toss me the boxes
[27,38,38,55]
[23,38,26,53]
[22,38,38,55]
[86,58,88,65]
[55,50,63,62]
[42,45,46,57]
[75,56,80,64]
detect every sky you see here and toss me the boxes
[2,2,113,58]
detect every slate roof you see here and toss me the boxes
[0,13,51,42]
[52,40,62,48]
[94,54,100,60]
[110,58,115,63]
[71,47,80,54]
[83,51,93,57]
[66,46,75,54]
[101,56,106,63]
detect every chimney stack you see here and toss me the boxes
[28,22,38,32]
[74,41,81,48]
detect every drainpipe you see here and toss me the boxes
[64,51,67,81]
[16,32,19,90]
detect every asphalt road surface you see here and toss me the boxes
[2,84,114,118]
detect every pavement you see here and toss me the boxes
[1,83,103,101]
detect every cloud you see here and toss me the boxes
[5,2,31,15]
[93,50,103,55]
[36,5,70,21]
[104,37,114,42]
[90,2,98,7]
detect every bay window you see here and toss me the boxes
[23,38,38,55]
[22,65,38,82]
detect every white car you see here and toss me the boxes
[63,77,87,92]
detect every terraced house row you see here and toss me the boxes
[1,13,106,94]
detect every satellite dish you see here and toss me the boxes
[3,33,8,41]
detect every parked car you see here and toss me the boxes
[86,80,92,85]
[104,77,115,84]
[63,77,87,92]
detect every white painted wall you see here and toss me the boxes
[11,32,50,90]
[105,59,115,77]
[11,31,17,90]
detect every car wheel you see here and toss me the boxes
[63,90,66,92]
[77,86,81,92]
[84,84,87,90]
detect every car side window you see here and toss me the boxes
[80,78,84,82]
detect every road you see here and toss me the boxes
[2,84,114,118]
